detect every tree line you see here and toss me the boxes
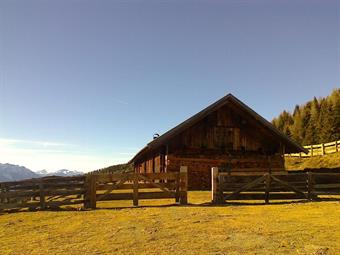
[91,163,133,174]
[272,89,340,145]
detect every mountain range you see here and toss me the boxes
[0,163,83,182]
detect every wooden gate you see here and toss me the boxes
[211,167,340,204]
[84,169,188,209]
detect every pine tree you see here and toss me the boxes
[318,98,333,143]
[272,110,293,137]
[329,89,340,140]
[308,97,320,143]
[302,102,312,145]
[291,105,304,143]
[272,89,340,145]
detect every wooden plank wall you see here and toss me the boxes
[166,154,284,190]
[172,106,270,153]
[134,103,291,191]
[135,155,163,174]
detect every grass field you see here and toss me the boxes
[0,192,339,255]
[285,152,340,170]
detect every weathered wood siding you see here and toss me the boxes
[167,104,280,153]
[135,155,164,174]
[135,103,286,190]
[166,154,284,190]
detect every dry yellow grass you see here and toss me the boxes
[0,192,339,255]
[285,152,340,170]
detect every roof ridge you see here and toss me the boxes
[129,94,306,163]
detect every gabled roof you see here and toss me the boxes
[129,93,307,163]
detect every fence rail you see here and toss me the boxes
[0,168,188,212]
[84,167,188,209]
[0,176,86,211]
[285,140,340,157]
[211,167,340,204]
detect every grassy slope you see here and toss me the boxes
[91,163,133,174]
[285,152,340,170]
[0,192,339,255]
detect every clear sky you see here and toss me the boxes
[0,0,339,172]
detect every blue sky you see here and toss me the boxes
[0,0,339,172]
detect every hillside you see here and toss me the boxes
[0,163,82,182]
[91,163,133,174]
[0,162,132,182]
[285,152,340,171]
[0,163,39,182]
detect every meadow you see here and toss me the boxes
[285,152,340,170]
[0,192,339,255]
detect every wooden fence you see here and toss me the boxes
[85,167,188,209]
[0,168,188,211]
[285,140,340,157]
[211,167,340,204]
[0,176,86,211]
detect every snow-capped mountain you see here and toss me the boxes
[0,163,39,182]
[0,163,83,182]
[36,169,48,175]
[41,169,83,177]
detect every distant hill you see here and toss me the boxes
[91,163,133,174]
[0,163,83,182]
[0,163,39,182]
[0,162,134,183]
[36,169,83,177]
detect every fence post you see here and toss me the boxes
[175,172,180,203]
[0,184,3,212]
[307,172,314,201]
[321,143,325,155]
[211,167,219,204]
[85,175,96,209]
[179,166,188,205]
[0,183,3,204]
[217,174,224,204]
[0,184,2,212]
[264,173,271,204]
[310,145,314,157]
[84,176,90,208]
[39,181,46,210]
[336,140,339,153]
[4,186,9,204]
[90,175,97,209]
[133,173,139,206]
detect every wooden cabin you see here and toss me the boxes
[129,94,307,190]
